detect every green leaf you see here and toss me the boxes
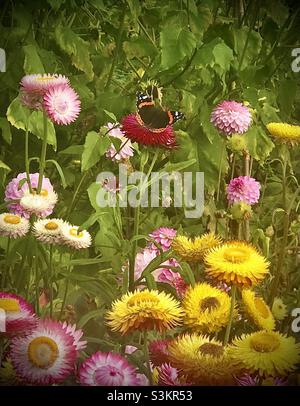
[77,309,104,329]
[81,131,110,171]
[46,159,67,188]
[103,109,117,123]
[0,160,11,172]
[0,117,12,144]
[59,145,84,155]
[55,25,94,80]
[244,125,274,162]
[212,42,233,72]
[23,44,45,73]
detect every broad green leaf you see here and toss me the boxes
[0,117,12,144]
[59,145,84,155]
[55,25,94,80]
[0,160,11,172]
[244,125,274,162]
[81,131,110,171]
[77,309,104,329]
[23,44,45,73]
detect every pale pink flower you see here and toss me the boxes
[105,122,134,161]
[227,176,261,205]
[158,363,190,386]
[211,100,252,135]
[60,322,87,351]
[5,172,55,219]
[43,84,81,125]
[79,352,141,386]
[148,227,177,251]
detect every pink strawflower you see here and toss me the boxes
[0,292,37,337]
[43,84,81,125]
[10,319,77,385]
[156,267,188,298]
[121,114,177,148]
[211,100,252,135]
[149,339,172,366]
[227,176,261,205]
[60,322,87,351]
[79,352,141,386]
[148,227,177,251]
[105,122,134,161]
[158,363,190,386]
[5,172,55,219]
[134,248,157,280]
[20,74,69,110]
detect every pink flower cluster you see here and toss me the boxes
[227,176,261,205]
[5,172,55,218]
[134,227,188,297]
[211,100,252,135]
[20,73,81,125]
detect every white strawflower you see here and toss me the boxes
[0,213,30,238]
[20,190,58,217]
[33,218,66,245]
[61,224,92,250]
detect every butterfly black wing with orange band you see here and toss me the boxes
[136,92,184,133]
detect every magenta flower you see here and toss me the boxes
[60,322,87,351]
[0,292,37,337]
[10,319,77,385]
[43,84,81,125]
[227,176,260,205]
[149,339,172,366]
[148,227,177,251]
[5,172,55,218]
[105,122,134,161]
[155,267,188,298]
[157,363,190,386]
[211,100,252,135]
[20,74,69,110]
[121,114,177,148]
[79,352,141,386]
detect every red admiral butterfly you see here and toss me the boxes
[136,92,184,133]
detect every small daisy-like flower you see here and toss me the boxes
[10,319,77,385]
[105,122,134,161]
[43,85,81,125]
[121,114,177,148]
[0,292,37,337]
[229,330,300,377]
[20,189,58,217]
[227,176,261,205]
[242,289,275,331]
[272,297,288,321]
[60,224,92,250]
[32,218,66,245]
[0,213,29,238]
[5,173,54,218]
[149,227,177,251]
[106,289,183,335]
[20,74,69,110]
[149,339,172,366]
[267,122,300,145]
[158,363,190,386]
[204,241,269,288]
[182,283,234,333]
[172,233,222,262]
[169,334,240,385]
[79,352,141,386]
[211,100,252,135]
[60,321,87,351]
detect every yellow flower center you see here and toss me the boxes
[127,292,160,307]
[28,336,59,369]
[37,77,55,81]
[250,332,280,353]
[32,189,49,197]
[0,298,20,312]
[3,214,21,225]
[200,297,220,312]
[199,343,224,358]
[45,221,59,230]
[254,297,270,319]
[223,246,250,263]
[69,228,83,238]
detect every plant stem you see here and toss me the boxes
[37,112,48,193]
[216,138,226,203]
[25,123,33,193]
[49,245,53,318]
[59,254,72,320]
[244,151,250,241]
[143,331,153,385]
[66,171,89,221]
[1,238,11,289]
[223,284,236,345]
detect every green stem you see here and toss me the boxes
[223,284,236,345]
[35,247,40,316]
[238,1,259,72]
[49,245,53,317]
[216,139,226,203]
[143,331,153,386]
[25,123,33,193]
[66,172,89,221]
[37,112,48,194]
[59,254,72,320]
[1,238,11,289]
[244,151,250,241]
